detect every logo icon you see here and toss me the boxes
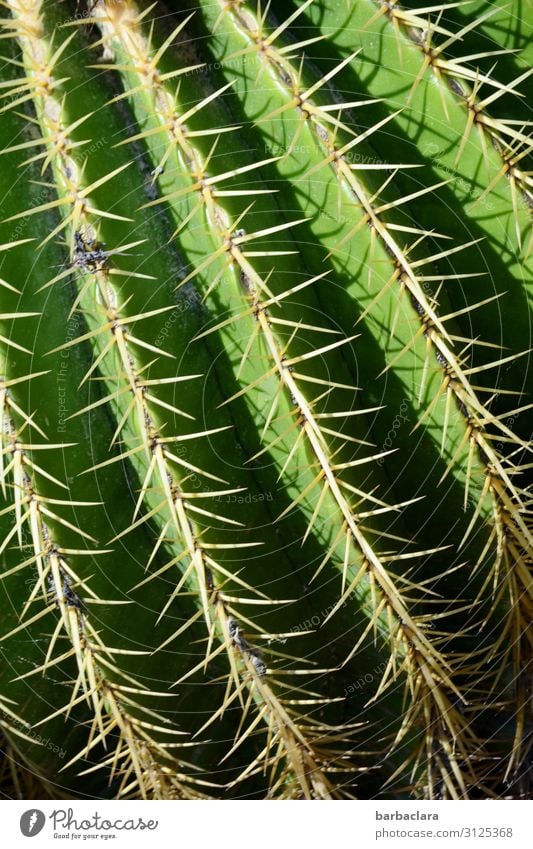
[20,810,46,837]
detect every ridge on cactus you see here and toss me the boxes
[0,0,531,801]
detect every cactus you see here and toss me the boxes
[0,0,531,800]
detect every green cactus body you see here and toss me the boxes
[0,0,531,800]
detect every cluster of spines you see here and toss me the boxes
[194,0,533,794]
[0,0,362,798]
[0,0,530,799]
[0,360,206,798]
[0,0,222,798]
[359,0,533,783]
[367,0,533,253]
[90,0,515,797]
[82,0,372,799]
[179,0,516,792]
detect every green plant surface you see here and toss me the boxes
[0,44,252,797]
[0,0,531,800]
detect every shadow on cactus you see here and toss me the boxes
[0,0,531,800]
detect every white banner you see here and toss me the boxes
[2,799,532,849]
